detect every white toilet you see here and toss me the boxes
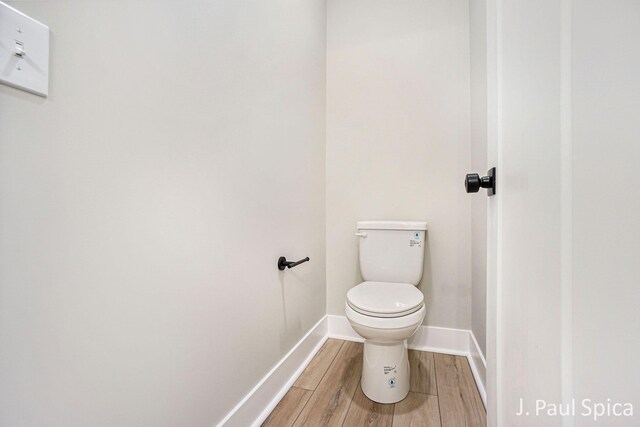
[345,220,427,404]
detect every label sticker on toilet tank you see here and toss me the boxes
[410,231,422,248]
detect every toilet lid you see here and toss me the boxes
[347,281,424,318]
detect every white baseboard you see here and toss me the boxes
[326,315,487,407]
[327,314,364,342]
[219,314,487,426]
[468,331,487,406]
[217,315,328,427]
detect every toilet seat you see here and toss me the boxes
[345,303,426,330]
[347,281,424,318]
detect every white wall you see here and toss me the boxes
[0,1,326,426]
[469,0,487,356]
[326,0,472,328]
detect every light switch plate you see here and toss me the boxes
[0,2,49,97]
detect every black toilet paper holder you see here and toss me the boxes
[278,256,310,271]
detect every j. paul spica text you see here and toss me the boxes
[516,398,633,421]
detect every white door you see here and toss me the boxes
[485,1,640,426]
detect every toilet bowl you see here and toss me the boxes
[346,220,428,404]
[345,281,425,403]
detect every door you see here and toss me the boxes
[485,1,640,426]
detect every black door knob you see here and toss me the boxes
[465,173,481,193]
[465,167,496,196]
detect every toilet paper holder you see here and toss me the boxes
[278,256,310,271]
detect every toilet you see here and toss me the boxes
[345,220,427,404]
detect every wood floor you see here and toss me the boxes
[263,339,486,427]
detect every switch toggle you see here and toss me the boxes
[14,41,25,58]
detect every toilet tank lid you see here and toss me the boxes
[357,220,427,231]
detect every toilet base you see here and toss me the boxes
[361,339,410,404]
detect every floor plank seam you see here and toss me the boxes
[311,339,345,392]
[391,399,397,427]
[433,355,444,427]
[409,390,439,397]
[295,338,344,391]
[286,340,343,427]
[288,387,315,427]
[340,379,362,427]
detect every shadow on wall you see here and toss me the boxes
[418,233,433,325]
[0,82,47,105]
[278,270,303,354]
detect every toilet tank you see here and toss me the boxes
[357,220,427,285]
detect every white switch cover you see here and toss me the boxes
[0,2,49,97]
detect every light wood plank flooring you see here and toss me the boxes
[263,339,486,427]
